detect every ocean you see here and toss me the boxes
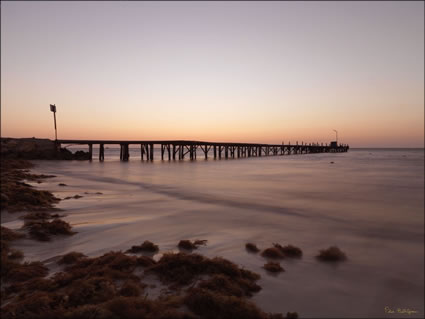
[2,148,424,318]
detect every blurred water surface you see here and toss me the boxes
[4,148,423,318]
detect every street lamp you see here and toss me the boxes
[50,104,57,141]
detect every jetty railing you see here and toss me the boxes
[56,140,349,161]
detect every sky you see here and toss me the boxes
[1,1,424,147]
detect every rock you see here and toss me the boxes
[1,138,90,160]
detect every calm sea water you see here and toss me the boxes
[3,148,424,318]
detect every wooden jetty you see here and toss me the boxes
[57,139,349,161]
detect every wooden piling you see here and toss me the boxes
[121,144,129,161]
[99,144,104,161]
[88,144,93,160]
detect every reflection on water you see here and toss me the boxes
[4,149,424,318]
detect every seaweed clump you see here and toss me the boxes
[185,287,264,319]
[146,252,261,295]
[263,262,284,273]
[261,247,285,259]
[246,242,260,253]
[57,252,87,265]
[63,194,83,200]
[261,243,303,259]
[1,159,60,212]
[1,226,25,242]
[119,281,144,297]
[22,212,54,220]
[198,274,246,297]
[126,240,159,253]
[273,244,303,258]
[23,218,75,241]
[1,250,157,318]
[1,226,26,282]
[184,286,287,319]
[5,261,49,283]
[316,246,347,262]
[1,246,290,319]
[177,239,207,251]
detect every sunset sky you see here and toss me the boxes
[1,1,424,147]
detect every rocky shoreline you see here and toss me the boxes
[1,138,90,160]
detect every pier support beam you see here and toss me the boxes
[146,144,150,160]
[190,144,194,160]
[88,144,93,161]
[200,145,209,159]
[99,144,104,161]
[121,144,129,161]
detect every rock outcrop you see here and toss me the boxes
[1,138,90,160]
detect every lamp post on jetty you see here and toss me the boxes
[50,104,57,141]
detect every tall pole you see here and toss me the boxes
[50,104,57,141]
[333,129,338,143]
[53,112,57,140]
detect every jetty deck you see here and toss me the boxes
[57,139,349,161]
